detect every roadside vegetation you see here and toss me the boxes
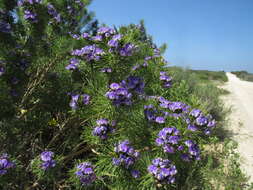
[0,0,251,189]
[231,71,253,82]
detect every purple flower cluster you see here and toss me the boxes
[40,151,56,170]
[97,27,116,37]
[47,3,61,23]
[112,140,140,169]
[65,58,80,70]
[156,127,181,154]
[160,72,172,88]
[121,76,145,94]
[75,162,96,185]
[120,43,137,57]
[92,119,115,140]
[106,83,132,106]
[18,0,42,6]
[106,76,145,106]
[0,154,15,175]
[187,109,216,135]
[71,45,105,61]
[158,97,190,118]
[0,21,11,33]
[181,140,201,161]
[24,10,37,22]
[108,34,122,48]
[168,101,190,114]
[88,26,117,43]
[69,93,90,110]
[144,105,166,124]
[148,158,177,184]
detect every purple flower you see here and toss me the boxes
[120,43,136,56]
[47,3,61,23]
[168,102,189,113]
[156,127,181,154]
[121,76,145,94]
[82,94,90,105]
[182,140,201,161]
[92,35,103,41]
[144,105,157,122]
[0,154,15,176]
[66,58,80,70]
[131,170,140,178]
[97,27,116,37]
[75,162,96,185]
[92,119,114,140]
[18,0,42,6]
[190,109,202,118]
[71,45,105,61]
[145,56,152,61]
[40,151,54,162]
[160,72,172,88]
[108,39,119,47]
[132,65,140,71]
[81,33,90,39]
[110,83,120,90]
[108,34,122,47]
[96,119,109,126]
[0,21,11,33]
[155,116,165,124]
[41,160,56,170]
[106,83,132,107]
[196,115,208,126]
[148,158,177,184]
[207,120,216,128]
[163,145,175,153]
[113,140,139,169]
[40,151,56,170]
[187,124,198,131]
[184,140,194,147]
[24,10,37,22]
[204,129,211,135]
[69,94,79,110]
[177,145,184,151]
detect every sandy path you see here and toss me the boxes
[222,72,253,182]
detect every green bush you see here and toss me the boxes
[232,71,253,82]
[0,0,250,189]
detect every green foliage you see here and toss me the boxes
[0,1,250,189]
[232,71,253,82]
[167,66,228,83]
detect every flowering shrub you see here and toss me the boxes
[0,0,220,189]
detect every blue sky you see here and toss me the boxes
[89,0,253,73]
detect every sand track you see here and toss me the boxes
[222,72,253,182]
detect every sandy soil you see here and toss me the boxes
[222,72,253,182]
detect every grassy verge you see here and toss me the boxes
[167,66,228,83]
[231,71,253,82]
[166,66,252,189]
